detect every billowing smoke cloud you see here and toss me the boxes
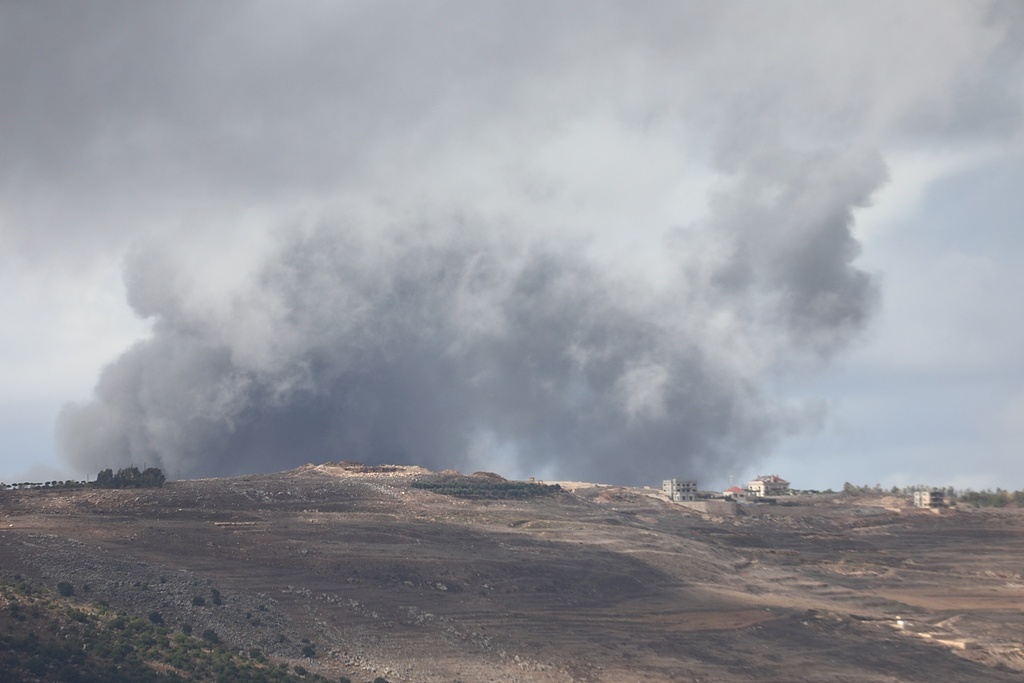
[58,145,885,483]
[44,2,1020,483]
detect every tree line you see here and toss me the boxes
[955,488,1024,508]
[1,466,166,491]
[0,479,89,490]
[840,481,1024,508]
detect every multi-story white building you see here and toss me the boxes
[663,478,698,502]
[913,489,944,508]
[747,474,790,497]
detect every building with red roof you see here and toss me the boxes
[723,485,748,501]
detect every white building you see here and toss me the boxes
[913,489,944,508]
[747,474,790,497]
[663,478,698,502]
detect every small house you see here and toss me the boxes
[723,486,747,502]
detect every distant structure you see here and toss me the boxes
[723,486,747,502]
[662,478,697,502]
[747,474,790,498]
[913,489,944,508]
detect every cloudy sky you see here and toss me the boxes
[2,1,1022,490]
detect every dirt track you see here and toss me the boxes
[3,463,1024,682]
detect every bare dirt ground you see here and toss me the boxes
[3,463,1024,682]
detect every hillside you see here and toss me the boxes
[0,575,338,683]
[3,462,1024,682]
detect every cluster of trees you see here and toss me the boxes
[841,482,897,496]
[411,477,561,499]
[956,488,1024,508]
[1,466,167,491]
[841,482,959,497]
[0,576,387,683]
[839,481,1024,508]
[94,466,166,489]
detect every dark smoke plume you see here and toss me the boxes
[58,146,884,483]
[0,2,1009,486]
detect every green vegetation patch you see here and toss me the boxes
[411,476,561,499]
[956,489,1024,508]
[93,466,166,489]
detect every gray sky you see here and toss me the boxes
[2,1,1022,489]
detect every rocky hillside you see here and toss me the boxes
[2,462,1024,682]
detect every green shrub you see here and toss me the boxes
[57,581,75,597]
[410,477,561,499]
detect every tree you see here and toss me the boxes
[140,467,166,487]
[95,469,114,487]
[93,466,166,489]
